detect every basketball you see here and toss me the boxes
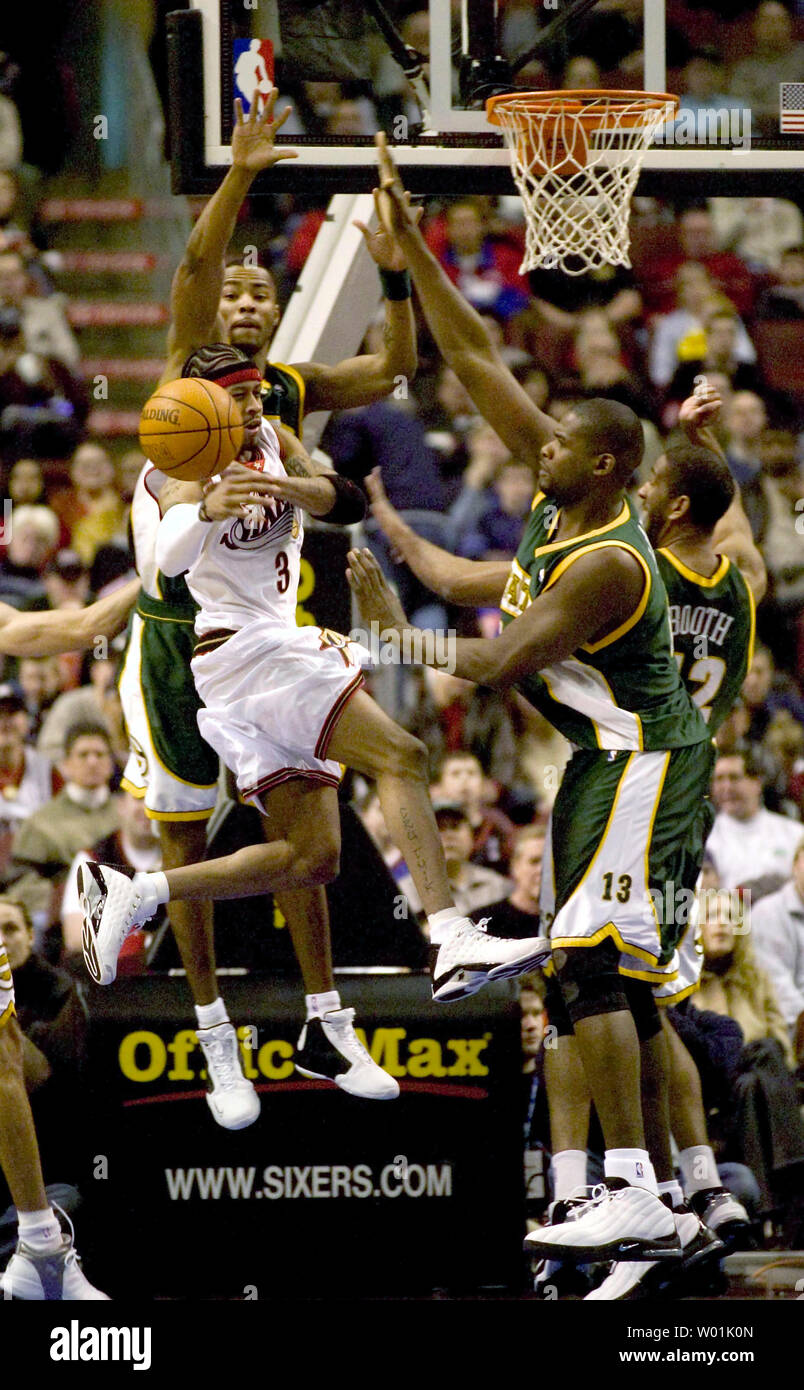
[138,378,244,481]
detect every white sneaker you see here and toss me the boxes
[1,1235,109,1300]
[524,1179,681,1263]
[295,1009,400,1100]
[431,918,551,1003]
[585,1205,723,1300]
[197,1022,261,1130]
[79,863,159,985]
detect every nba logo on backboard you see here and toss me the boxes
[233,39,274,113]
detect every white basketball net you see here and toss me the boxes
[492,93,677,276]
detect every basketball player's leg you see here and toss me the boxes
[261,778,340,997]
[581,994,727,1302]
[0,1015,48,1215]
[632,1008,673,1187]
[158,819,217,1006]
[107,688,550,1001]
[535,976,695,1301]
[541,975,591,1200]
[150,808,338,900]
[527,748,705,1263]
[155,816,261,1129]
[257,778,398,1100]
[532,980,598,1298]
[0,1008,106,1299]
[326,689,450,916]
[86,647,548,1001]
[663,1013,750,1240]
[542,984,674,1199]
[327,688,550,999]
[665,1014,707,1157]
[115,612,260,1127]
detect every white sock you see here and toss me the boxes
[137,870,169,905]
[305,990,341,1020]
[427,907,464,945]
[605,1148,658,1195]
[18,1207,62,1253]
[678,1144,720,1194]
[550,1149,587,1201]
[195,997,228,1030]
[658,1179,685,1211]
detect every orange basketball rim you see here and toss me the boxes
[486,89,679,274]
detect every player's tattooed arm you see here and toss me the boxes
[158,478,204,515]
[274,423,334,478]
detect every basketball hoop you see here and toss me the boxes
[486,89,679,276]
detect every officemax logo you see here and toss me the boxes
[117,1026,491,1083]
[50,1321,151,1370]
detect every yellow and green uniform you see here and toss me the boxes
[657,548,755,735]
[260,362,305,438]
[506,493,714,978]
[654,548,755,1003]
[501,492,709,752]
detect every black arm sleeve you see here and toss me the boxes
[322,472,367,525]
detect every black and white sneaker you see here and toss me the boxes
[431,917,550,1003]
[584,1203,723,1300]
[78,862,159,985]
[294,1009,400,1100]
[690,1187,753,1249]
[524,1179,682,1263]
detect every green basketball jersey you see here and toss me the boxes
[499,492,709,751]
[657,548,755,734]
[261,361,305,437]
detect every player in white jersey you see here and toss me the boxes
[80,346,550,1095]
[108,88,424,1115]
[0,580,138,1299]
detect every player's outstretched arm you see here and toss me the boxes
[713,491,767,603]
[373,133,554,465]
[366,469,509,606]
[161,90,296,385]
[295,206,417,412]
[270,425,365,520]
[0,577,141,656]
[678,386,767,602]
[347,545,642,686]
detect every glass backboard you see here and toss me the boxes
[166,0,804,197]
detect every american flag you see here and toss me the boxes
[780,82,804,132]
